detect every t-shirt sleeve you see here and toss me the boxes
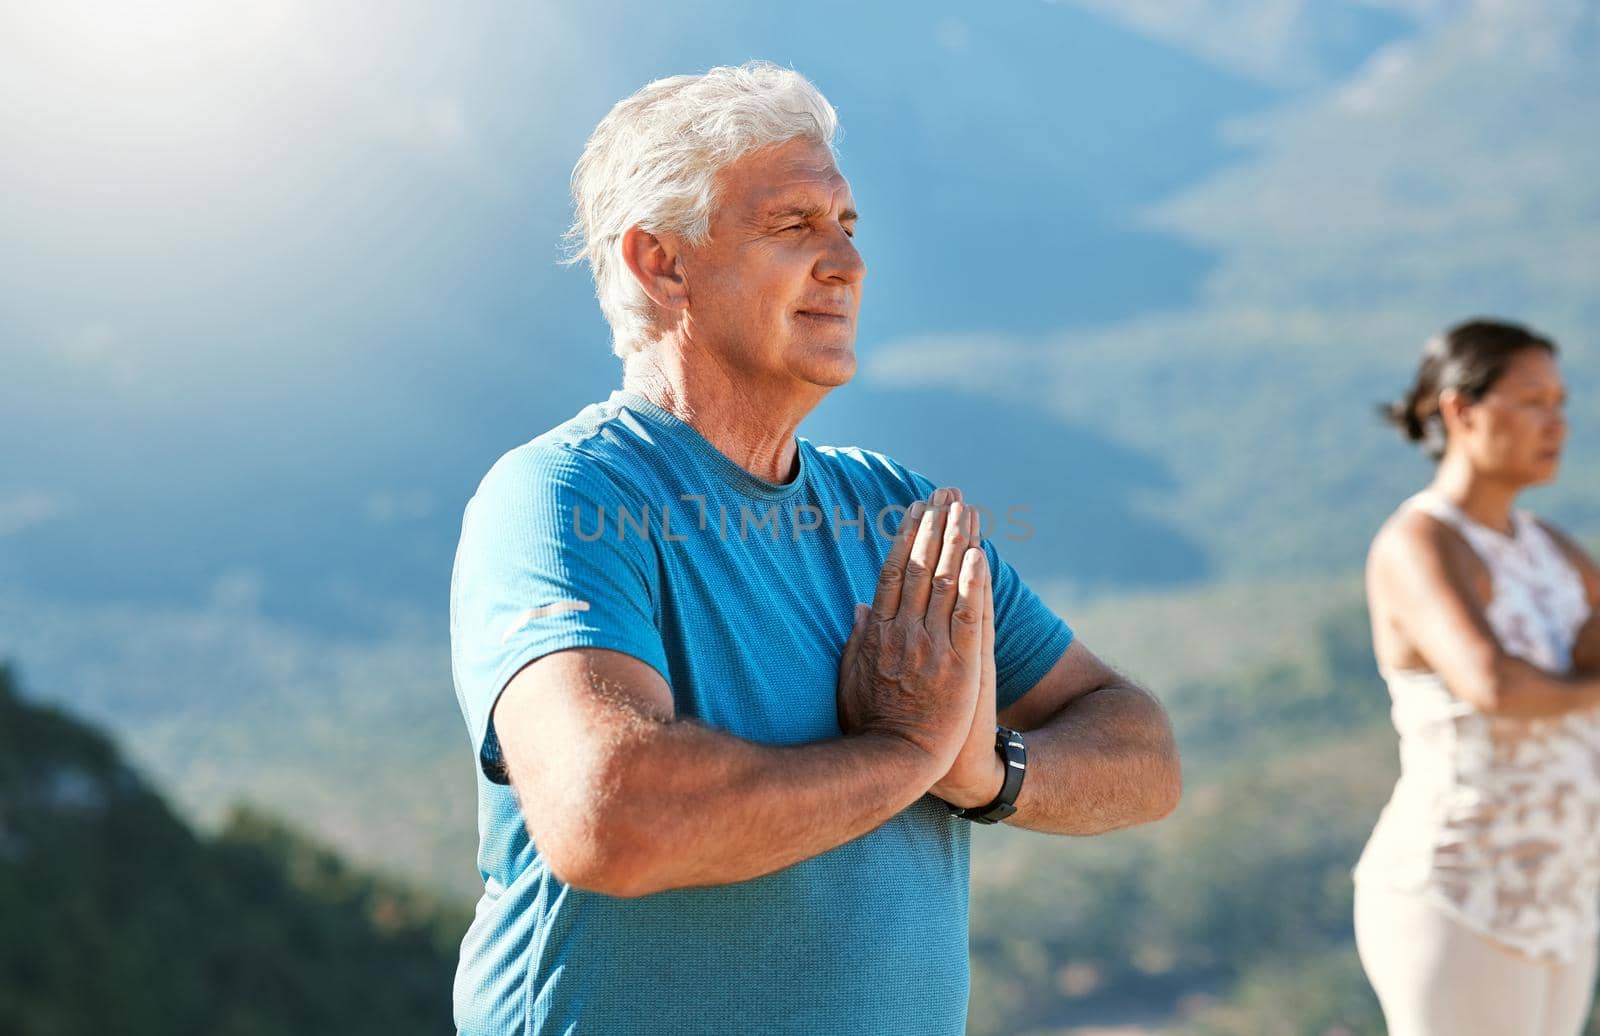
[449,444,670,784]
[899,469,1075,712]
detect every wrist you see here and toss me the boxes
[949,727,1028,825]
[937,751,1007,809]
[850,729,947,787]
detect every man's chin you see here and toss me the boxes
[794,341,856,387]
[818,354,857,388]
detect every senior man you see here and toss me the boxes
[450,62,1180,1035]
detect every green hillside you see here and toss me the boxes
[0,664,464,1035]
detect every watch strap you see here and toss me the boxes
[950,726,1026,824]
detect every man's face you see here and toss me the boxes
[674,137,865,392]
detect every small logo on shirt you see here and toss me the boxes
[500,600,592,644]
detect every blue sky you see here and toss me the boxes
[5,1,1595,631]
[0,0,1293,625]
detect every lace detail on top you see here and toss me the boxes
[1355,490,1598,961]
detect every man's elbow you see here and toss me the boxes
[536,812,662,899]
[1132,696,1182,824]
[508,759,666,898]
[1146,744,1183,822]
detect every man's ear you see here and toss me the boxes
[620,225,689,313]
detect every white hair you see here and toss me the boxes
[564,61,839,357]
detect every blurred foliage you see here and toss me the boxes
[0,663,466,1035]
[1187,947,1385,1036]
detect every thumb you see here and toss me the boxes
[838,603,868,681]
[950,548,986,664]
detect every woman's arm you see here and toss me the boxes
[1371,509,1600,718]
[1537,519,1600,673]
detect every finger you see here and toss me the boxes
[899,487,956,622]
[925,500,970,637]
[950,545,986,663]
[871,500,927,620]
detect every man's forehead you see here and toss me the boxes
[727,142,854,210]
[750,181,856,216]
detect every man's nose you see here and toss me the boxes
[818,229,866,286]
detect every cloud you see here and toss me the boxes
[859,332,1033,392]
[1142,0,1600,322]
[1053,0,1435,88]
[935,17,972,53]
[0,490,71,537]
[208,569,264,613]
[363,489,435,525]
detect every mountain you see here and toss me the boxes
[0,664,464,1036]
[865,0,1600,587]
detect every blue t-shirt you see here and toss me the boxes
[449,389,1074,1035]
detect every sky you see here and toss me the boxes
[1,0,1301,626]
[3,0,1598,880]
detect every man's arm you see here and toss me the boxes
[494,488,987,897]
[494,647,945,898]
[995,640,1181,835]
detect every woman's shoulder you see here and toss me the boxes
[1367,496,1486,586]
[1372,495,1461,551]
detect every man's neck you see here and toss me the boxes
[621,346,823,485]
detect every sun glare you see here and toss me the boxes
[15,1,304,122]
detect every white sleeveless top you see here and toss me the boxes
[1354,490,1599,961]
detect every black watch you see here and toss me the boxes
[949,726,1026,824]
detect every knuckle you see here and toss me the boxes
[951,602,980,625]
[903,558,930,581]
[928,574,956,598]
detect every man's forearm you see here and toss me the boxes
[1003,683,1181,835]
[526,717,943,897]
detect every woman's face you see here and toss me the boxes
[1451,348,1567,486]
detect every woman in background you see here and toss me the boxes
[1356,318,1600,1036]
